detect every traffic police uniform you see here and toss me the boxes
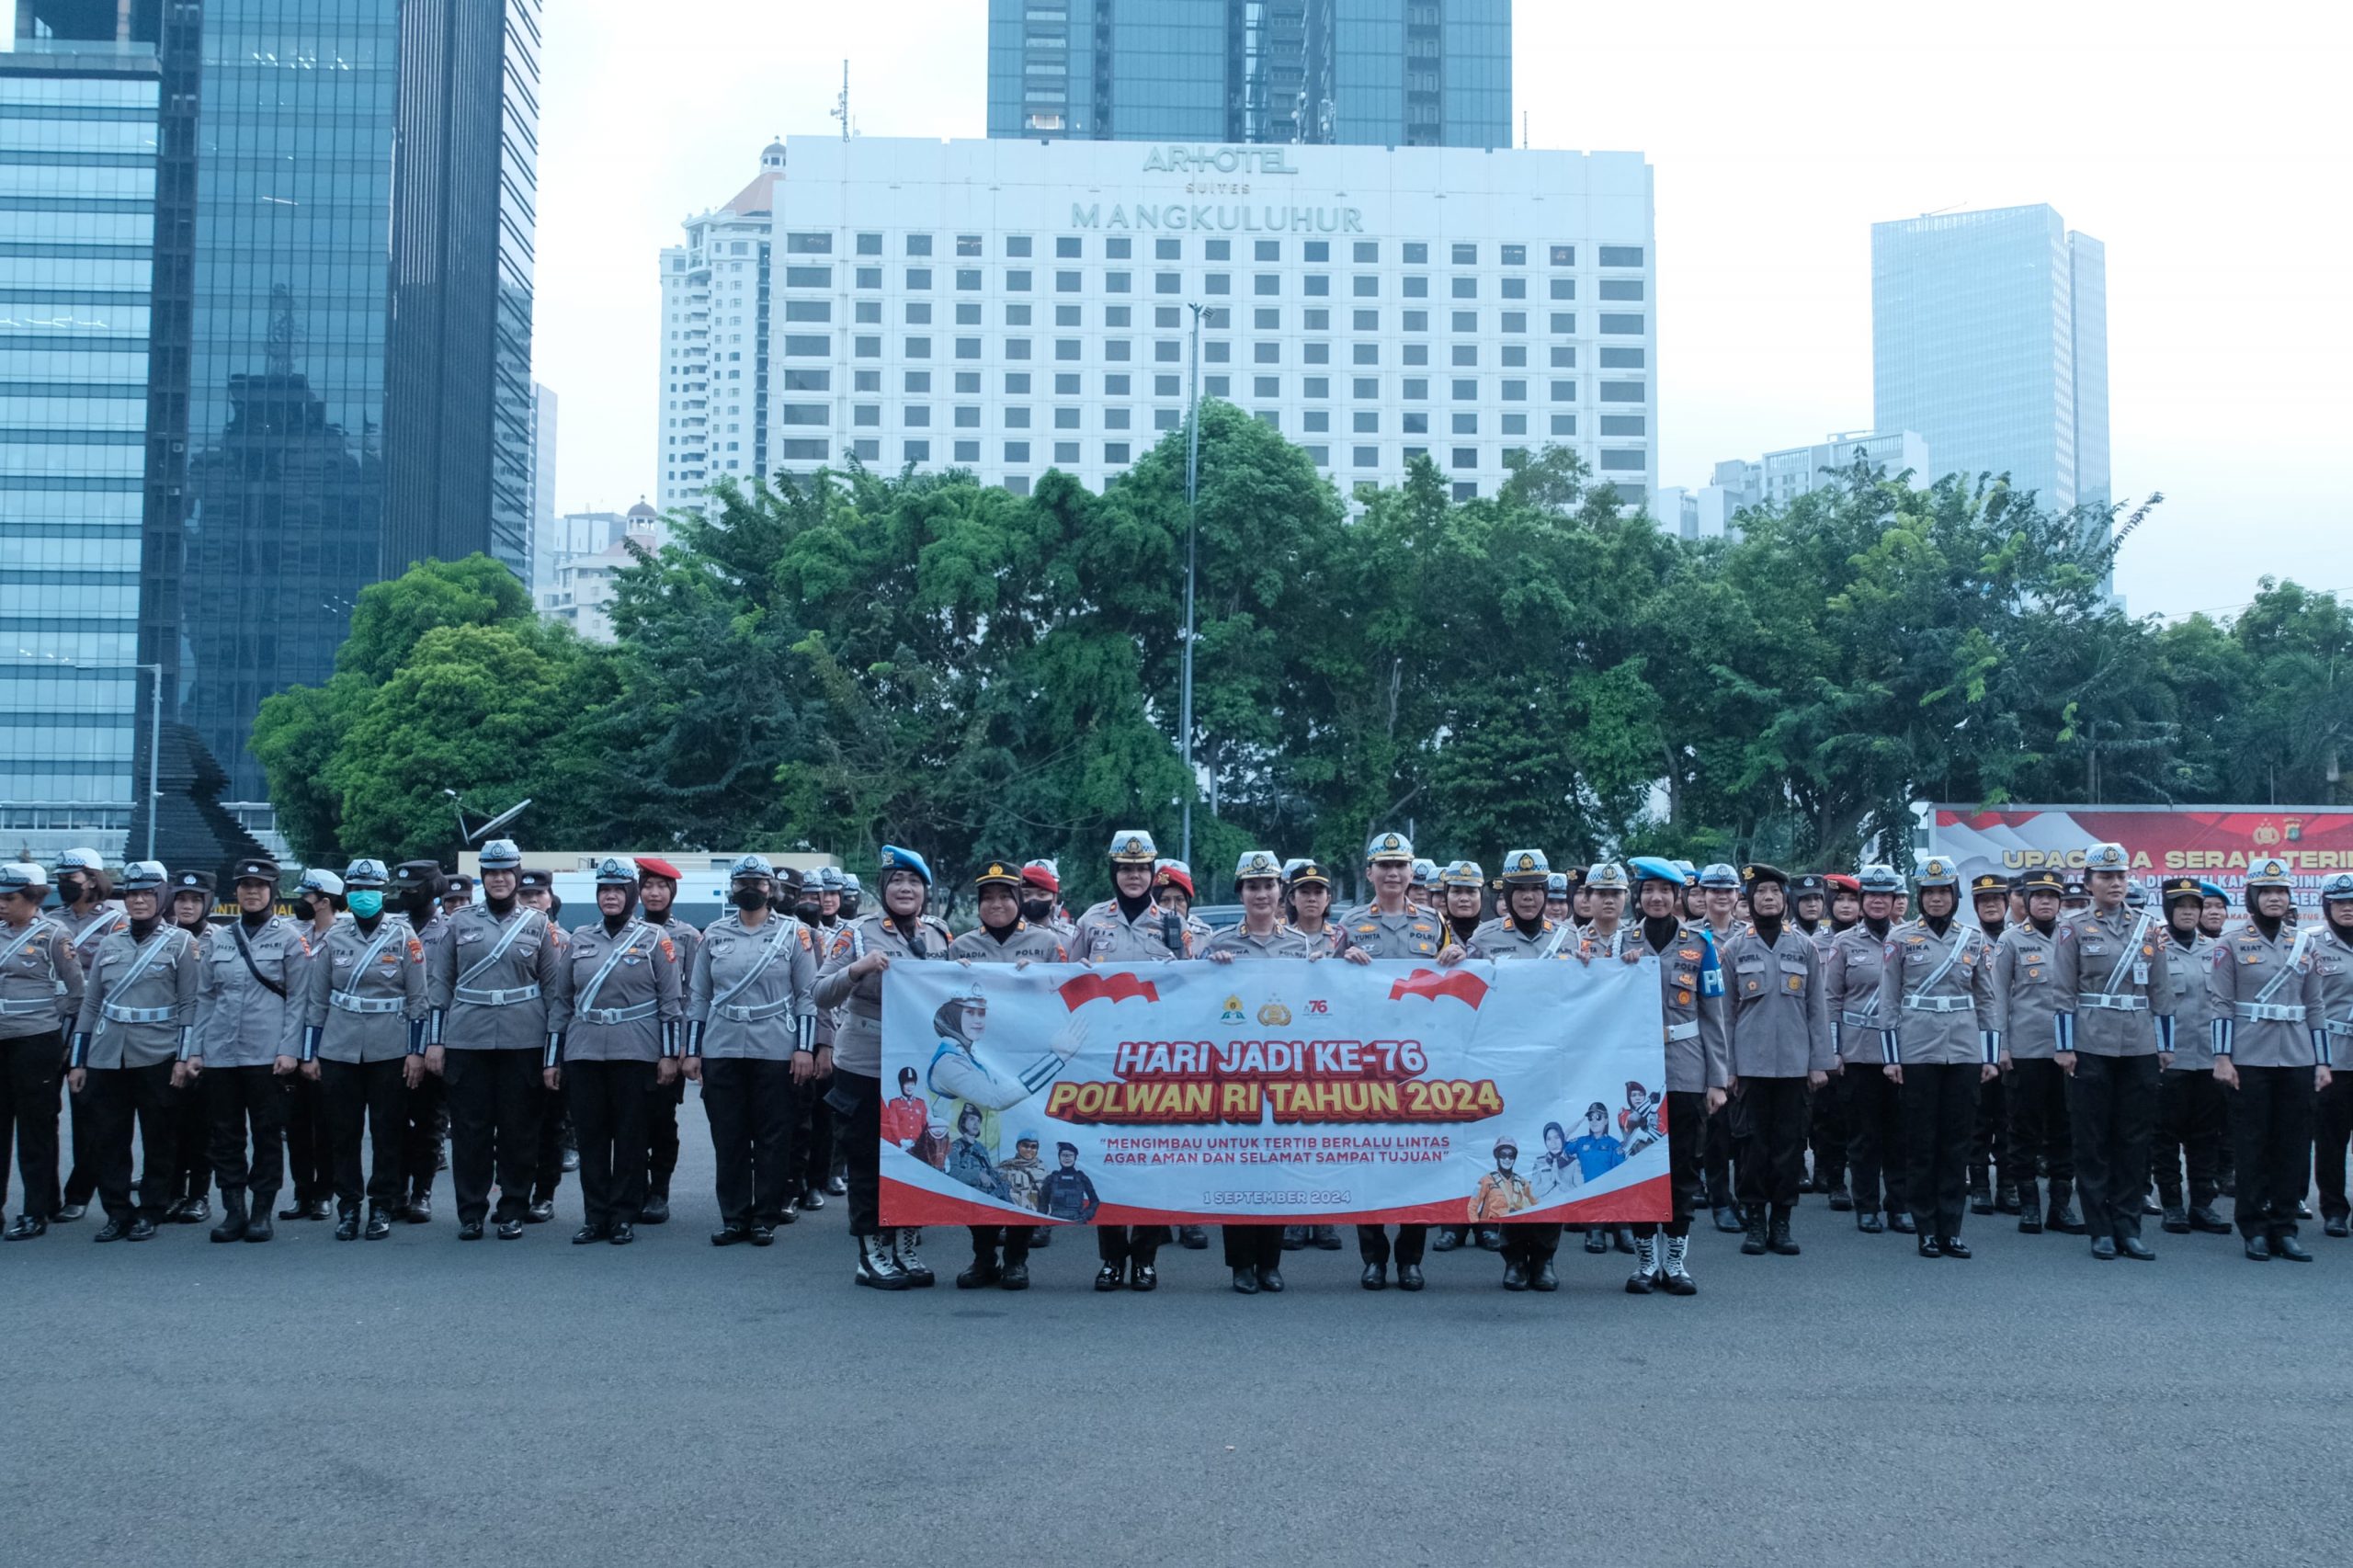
[163,868,218,1222]
[389,860,451,1221]
[1064,830,1188,1287]
[517,869,574,1221]
[1721,864,1832,1256]
[1876,858,2000,1257]
[2208,856,2327,1259]
[1792,873,1847,1201]
[1463,850,1574,1289]
[0,862,82,1238]
[301,860,429,1237]
[815,845,953,1289]
[51,846,125,1218]
[1824,867,1905,1232]
[2150,877,2231,1234]
[69,861,201,1239]
[279,867,346,1222]
[2052,843,2176,1259]
[689,855,820,1245]
[631,855,700,1222]
[426,838,567,1239]
[554,858,685,1243]
[942,859,1069,1289]
[190,857,310,1242]
[1341,832,1446,1264]
[1996,869,2083,1235]
[1964,872,2017,1214]
[2310,874,2353,1236]
[1694,862,1746,1227]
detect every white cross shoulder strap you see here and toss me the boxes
[454,908,545,1006]
[329,922,407,1015]
[573,921,656,1023]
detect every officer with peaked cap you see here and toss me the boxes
[816,845,953,1289]
[1282,858,1358,961]
[551,858,684,1244]
[688,855,819,1250]
[1721,864,1831,1259]
[2309,872,2353,1237]
[1410,858,1441,916]
[1803,873,1857,1212]
[426,839,567,1241]
[1598,858,1727,1294]
[511,865,577,1221]
[943,858,1071,1290]
[1963,872,2017,1216]
[778,868,842,1214]
[1434,860,1487,956]
[1544,871,1573,926]
[0,862,82,1240]
[2052,842,2176,1261]
[2151,876,2231,1236]
[186,856,309,1243]
[1066,829,1189,1283]
[388,860,452,1222]
[629,856,699,1224]
[1824,865,1906,1233]
[159,867,218,1225]
[2209,856,2326,1261]
[278,867,347,1223]
[301,859,429,1240]
[1998,869,2083,1236]
[48,847,123,1221]
[1790,874,1829,938]
[1877,857,2001,1258]
[68,860,200,1241]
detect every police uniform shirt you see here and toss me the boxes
[1344,905,1444,960]
[1875,919,2000,1067]
[1822,925,1893,1065]
[554,918,684,1063]
[688,912,819,1061]
[815,911,953,1078]
[944,921,1068,966]
[2164,929,2222,1071]
[2207,922,2324,1068]
[1604,922,1730,1094]
[71,922,200,1068]
[1995,923,2066,1059]
[1463,915,1569,960]
[2314,925,2353,1063]
[1069,900,1193,962]
[0,915,82,1040]
[2054,904,2175,1057]
[55,902,126,1023]
[1720,926,1833,1077]
[1199,923,1320,960]
[196,913,311,1067]
[428,903,565,1051]
[304,916,429,1063]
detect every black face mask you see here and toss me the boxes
[395,888,433,919]
[291,896,317,924]
[1020,898,1053,925]
[731,885,768,911]
[57,875,87,904]
[839,894,861,918]
[793,900,822,924]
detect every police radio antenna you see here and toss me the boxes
[831,60,851,142]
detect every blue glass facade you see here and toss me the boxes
[0,29,158,854]
[986,0,1510,147]
[1872,204,2111,521]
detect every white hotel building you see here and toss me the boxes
[657,136,1655,510]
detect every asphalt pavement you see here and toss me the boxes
[8,1123,2349,1568]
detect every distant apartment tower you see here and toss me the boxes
[1657,431,1929,542]
[656,142,781,511]
[986,0,1510,148]
[1871,205,2109,519]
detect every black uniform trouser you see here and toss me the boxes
[171,1073,210,1200]
[2007,1056,2075,1186]
[443,1047,542,1224]
[1501,1221,1562,1266]
[1899,1063,1978,1241]
[2068,1051,2159,1241]
[2,1031,63,1220]
[2153,1066,2228,1209]
[826,1069,882,1236]
[789,1071,835,1196]
[1634,1089,1705,1240]
[1809,1075,1847,1188]
[531,1078,568,1201]
[281,1068,332,1205]
[701,1057,796,1228]
[1222,1224,1284,1270]
[322,1057,407,1210]
[204,1063,287,1197]
[1097,1225,1170,1265]
[1356,1223,1428,1265]
[969,1224,1030,1266]
[401,1070,445,1201]
[2313,1072,2353,1221]
[647,1073,685,1192]
[63,1049,98,1207]
[1970,1069,2010,1185]
[567,1058,654,1228]
[1839,1064,1906,1214]
[1732,1074,1809,1210]
[84,1060,176,1223]
[2230,1063,2316,1240]
[1703,1100,1734,1204]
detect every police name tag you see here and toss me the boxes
[2133,962,2150,985]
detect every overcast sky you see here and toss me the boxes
[536,0,2352,618]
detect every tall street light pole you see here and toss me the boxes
[1181,301,1203,866]
[6,655,161,860]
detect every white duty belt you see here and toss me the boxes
[452,909,544,1006]
[579,999,659,1025]
[1903,994,1974,1014]
[717,995,794,1024]
[2325,1017,2353,1038]
[2080,994,2149,1012]
[2235,1002,2304,1023]
[329,994,405,1016]
[0,995,54,1017]
[101,1001,176,1024]
[455,983,542,1006]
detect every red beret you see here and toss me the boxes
[1019,861,1059,893]
[1154,865,1195,898]
[634,857,684,882]
[1824,874,1860,894]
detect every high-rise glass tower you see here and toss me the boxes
[1870,204,2110,520]
[987,0,1510,148]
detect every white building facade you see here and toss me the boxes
[1657,429,1929,541]
[658,136,1656,507]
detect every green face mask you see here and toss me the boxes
[348,891,384,918]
